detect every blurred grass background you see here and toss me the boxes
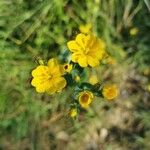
[0,0,150,149]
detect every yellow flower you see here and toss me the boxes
[79,91,94,108]
[69,108,77,118]
[130,27,139,36]
[61,63,72,74]
[79,23,92,34]
[89,75,98,85]
[67,33,105,67]
[31,58,66,94]
[102,84,118,100]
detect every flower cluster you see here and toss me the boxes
[31,23,118,118]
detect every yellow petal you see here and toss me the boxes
[31,78,41,86]
[79,23,92,34]
[32,66,48,77]
[87,91,94,98]
[75,33,86,49]
[31,77,48,87]
[78,56,88,67]
[47,58,58,69]
[51,67,62,76]
[87,56,99,67]
[46,86,56,95]
[36,86,46,93]
[86,34,95,48]
[35,81,51,93]
[47,58,62,75]
[88,38,105,60]
[71,53,81,62]
[67,41,81,52]
[80,103,89,108]
[54,77,67,91]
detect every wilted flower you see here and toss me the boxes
[67,33,105,67]
[79,23,92,34]
[102,84,118,100]
[31,58,66,94]
[69,108,77,118]
[79,91,94,108]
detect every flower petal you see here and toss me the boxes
[36,86,46,93]
[87,56,99,67]
[67,41,81,52]
[86,34,95,48]
[71,53,81,62]
[47,58,62,75]
[78,56,88,67]
[76,33,86,49]
[54,77,67,91]
[31,78,41,87]
[79,23,92,34]
[35,81,51,93]
[86,91,94,98]
[47,58,58,69]
[80,103,89,108]
[32,66,48,77]
[46,86,56,95]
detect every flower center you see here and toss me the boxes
[81,93,89,103]
[48,74,52,79]
[64,65,68,70]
